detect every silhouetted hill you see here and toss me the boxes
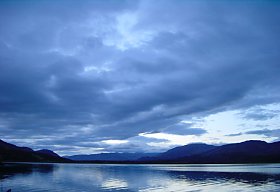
[140,143,216,161]
[179,140,280,163]
[0,139,69,163]
[36,149,60,157]
[65,153,158,161]
[141,140,280,164]
[2,139,279,164]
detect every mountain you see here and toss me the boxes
[141,140,280,164]
[2,139,279,164]
[140,143,217,161]
[65,153,159,161]
[179,140,280,164]
[36,149,60,157]
[0,139,69,163]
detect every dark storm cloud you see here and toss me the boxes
[0,0,280,153]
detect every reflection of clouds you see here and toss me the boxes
[2,164,280,192]
[101,178,128,190]
[138,164,280,192]
[147,164,280,174]
[140,173,280,192]
[139,177,260,192]
[53,164,105,184]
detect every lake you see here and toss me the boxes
[1,163,280,192]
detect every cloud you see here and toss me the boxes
[225,133,242,137]
[245,129,280,138]
[0,0,280,154]
[238,107,280,121]
[160,123,207,136]
[225,129,280,141]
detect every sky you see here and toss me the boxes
[0,0,280,155]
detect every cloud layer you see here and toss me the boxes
[0,0,280,154]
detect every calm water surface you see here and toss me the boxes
[1,163,280,192]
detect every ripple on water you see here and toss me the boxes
[101,178,129,190]
[1,163,280,192]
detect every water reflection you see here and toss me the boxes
[1,163,55,179]
[102,178,128,190]
[1,163,280,192]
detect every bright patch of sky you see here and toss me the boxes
[139,103,280,149]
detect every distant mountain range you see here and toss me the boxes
[0,139,69,163]
[65,153,158,161]
[139,143,216,161]
[65,140,280,164]
[1,139,280,164]
[139,140,280,163]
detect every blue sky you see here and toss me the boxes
[0,0,280,155]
